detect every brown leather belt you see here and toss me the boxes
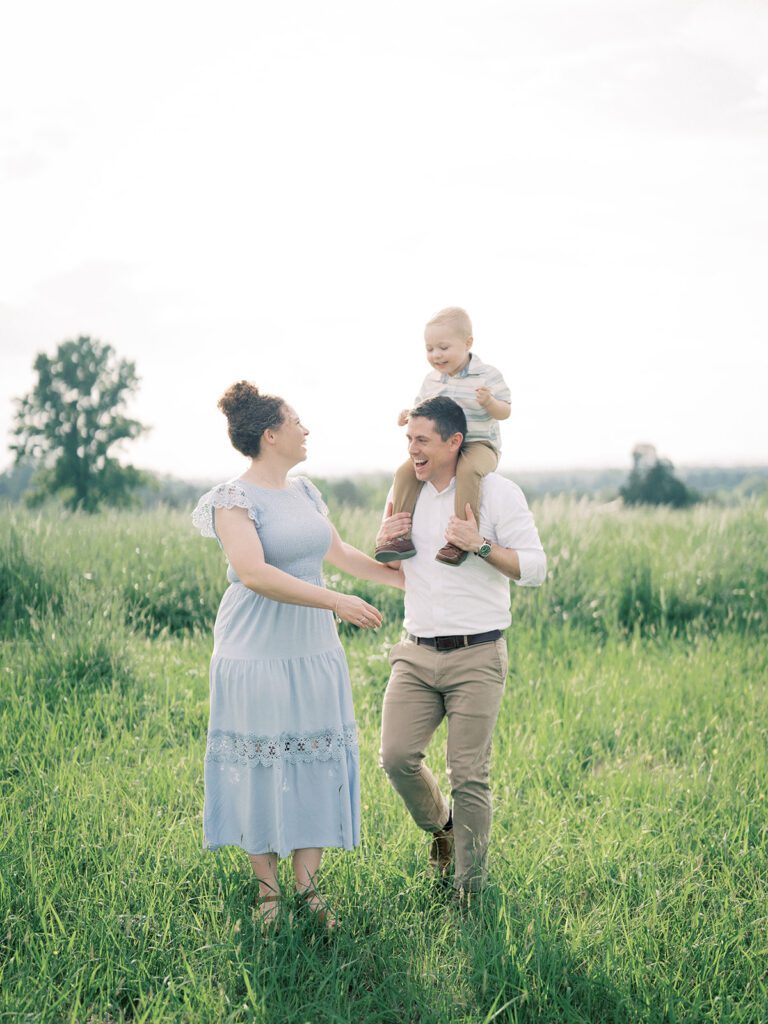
[406,629,502,652]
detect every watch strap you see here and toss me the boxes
[475,538,492,558]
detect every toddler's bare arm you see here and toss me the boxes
[476,387,511,420]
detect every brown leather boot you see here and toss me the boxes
[435,542,468,566]
[374,536,417,563]
[428,826,454,877]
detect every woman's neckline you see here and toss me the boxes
[236,476,296,492]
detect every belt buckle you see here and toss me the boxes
[435,635,463,651]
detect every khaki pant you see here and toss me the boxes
[379,636,508,891]
[392,440,499,523]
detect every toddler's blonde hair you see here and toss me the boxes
[425,306,473,341]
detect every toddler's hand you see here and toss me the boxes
[397,409,410,426]
[475,386,492,408]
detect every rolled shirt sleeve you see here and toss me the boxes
[514,548,547,587]
[485,476,547,587]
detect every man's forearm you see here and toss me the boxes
[482,543,520,580]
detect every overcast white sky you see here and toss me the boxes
[1,0,766,483]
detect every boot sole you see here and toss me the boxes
[374,549,417,563]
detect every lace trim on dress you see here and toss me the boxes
[205,725,358,767]
[192,482,260,538]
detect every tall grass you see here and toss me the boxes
[0,506,222,639]
[2,497,765,641]
[1,497,767,1022]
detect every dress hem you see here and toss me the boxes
[204,839,360,857]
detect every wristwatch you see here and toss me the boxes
[475,538,492,559]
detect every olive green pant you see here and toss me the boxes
[392,440,499,522]
[379,636,509,891]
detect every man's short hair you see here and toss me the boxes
[409,396,467,443]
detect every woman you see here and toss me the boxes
[192,381,402,928]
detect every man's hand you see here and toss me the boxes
[376,500,412,549]
[475,386,492,408]
[444,504,484,553]
[397,409,410,426]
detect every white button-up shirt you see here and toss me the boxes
[387,472,547,637]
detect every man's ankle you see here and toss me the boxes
[433,810,452,834]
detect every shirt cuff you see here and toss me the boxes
[513,548,547,587]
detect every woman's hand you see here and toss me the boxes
[333,594,383,630]
[397,409,410,426]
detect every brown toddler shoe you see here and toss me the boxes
[435,542,468,566]
[374,537,417,563]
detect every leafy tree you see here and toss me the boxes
[11,336,148,511]
[620,445,698,508]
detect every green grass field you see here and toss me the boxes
[1,498,767,1023]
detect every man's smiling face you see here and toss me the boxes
[406,415,463,489]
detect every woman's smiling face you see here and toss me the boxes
[271,405,309,463]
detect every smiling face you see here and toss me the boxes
[406,415,463,490]
[268,404,309,465]
[424,323,472,377]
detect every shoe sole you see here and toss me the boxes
[374,549,417,563]
[434,555,468,566]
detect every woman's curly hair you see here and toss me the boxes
[217,381,285,457]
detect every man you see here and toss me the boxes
[377,396,547,896]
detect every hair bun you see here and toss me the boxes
[218,380,259,416]
[216,381,285,458]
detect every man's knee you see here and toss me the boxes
[379,741,421,779]
[448,759,492,800]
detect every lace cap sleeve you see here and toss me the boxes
[191,481,260,538]
[293,476,329,517]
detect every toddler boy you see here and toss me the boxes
[375,306,511,566]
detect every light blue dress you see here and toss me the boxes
[192,476,360,857]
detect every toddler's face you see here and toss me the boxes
[424,325,472,377]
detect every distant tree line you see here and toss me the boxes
[0,458,206,511]
[5,336,766,512]
[619,444,698,509]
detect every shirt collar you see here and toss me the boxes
[424,476,457,496]
[462,353,485,376]
[426,352,485,382]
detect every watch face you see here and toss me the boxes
[478,541,492,558]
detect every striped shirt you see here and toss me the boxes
[414,353,511,450]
